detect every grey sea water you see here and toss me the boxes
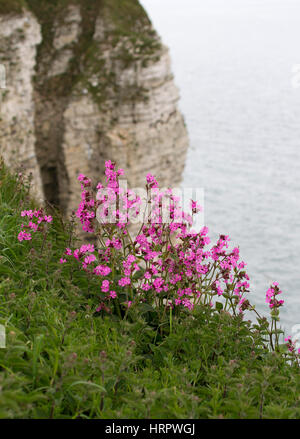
[140,0,300,334]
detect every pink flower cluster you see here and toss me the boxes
[76,175,96,233]
[190,200,202,214]
[18,209,53,242]
[16,159,290,356]
[284,336,300,355]
[76,162,142,232]
[265,282,284,309]
[59,241,119,306]
[59,160,257,316]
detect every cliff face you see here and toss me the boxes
[0,0,189,214]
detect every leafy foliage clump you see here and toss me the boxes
[0,160,299,419]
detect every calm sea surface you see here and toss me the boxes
[140,0,300,333]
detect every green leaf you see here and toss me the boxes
[136,303,156,315]
[215,302,223,311]
[68,381,106,393]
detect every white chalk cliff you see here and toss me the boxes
[0,1,189,214]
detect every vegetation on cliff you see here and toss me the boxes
[0,0,26,15]
[0,160,300,419]
[0,0,160,100]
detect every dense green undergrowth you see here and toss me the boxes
[0,162,300,419]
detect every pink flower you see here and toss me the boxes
[146,173,158,188]
[112,238,122,250]
[141,283,151,291]
[101,280,110,293]
[80,244,95,253]
[84,254,96,265]
[28,221,38,232]
[285,336,297,353]
[265,282,284,309]
[18,231,32,241]
[153,277,164,292]
[105,160,115,170]
[73,249,80,259]
[127,254,136,264]
[94,265,111,276]
[109,291,117,299]
[118,277,131,287]
[190,200,202,213]
[21,210,34,218]
[60,258,67,264]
